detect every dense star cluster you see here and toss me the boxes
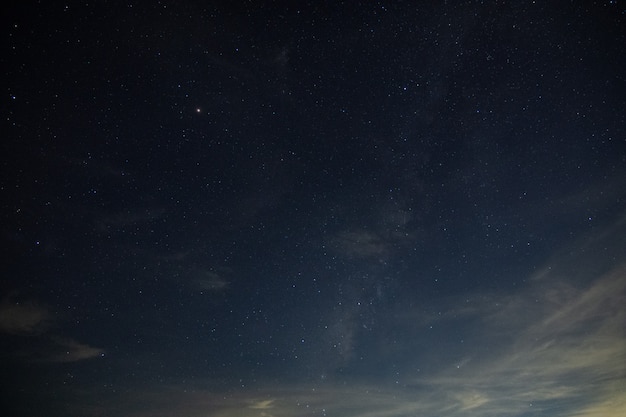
[1,2,625,416]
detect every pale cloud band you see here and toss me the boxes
[78,218,625,417]
[66,267,624,416]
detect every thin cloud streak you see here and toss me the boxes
[46,337,105,363]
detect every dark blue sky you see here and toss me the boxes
[2,1,625,416]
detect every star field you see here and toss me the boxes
[1,2,625,416]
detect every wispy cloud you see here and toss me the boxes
[0,296,104,363]
[329,201,414,259]
[0,298,51,334]
[330,229,390,258]
[409,263,626,417]
[191,269,231,292]
[248,399,275,409]
[45,337,105,363]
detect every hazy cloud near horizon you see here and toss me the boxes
[63,221,626,417]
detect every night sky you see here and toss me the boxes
[2,1,626,416]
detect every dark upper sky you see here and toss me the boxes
[1,1,625,416]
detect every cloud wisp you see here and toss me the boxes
[0,298,52,334]
[0,296,104,363]
[407,263,626,417]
